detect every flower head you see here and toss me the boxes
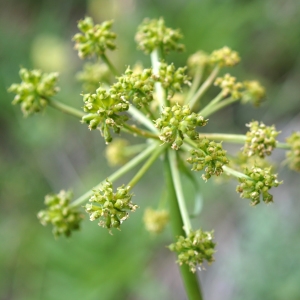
[242,80,266,107]
[155,104,208,150]
[236,167,282,206]
[243,121,280,158]
[143,207,169,234]
[187,139,229,181]
[169,229,216,273]
[135,18,184,55]
[85,180,138,232]
[209,46,240,67]
[37,190,83,237]
[214,74,244,99]
[73,17,116,59]
[8,68,59,116]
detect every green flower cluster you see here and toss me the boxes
[154,63,190,98]
[85,180,138,232]
[242,80,266,107]
[76,63,111,92]
[8,68,59,116]
[114,67,154,108]
[243,121,280,158]
[209,46,240,67]
[214,74,243,99]
[286,132,300,171]
[169,229,216,273]
[187,51,209,72]
[37,190,83,237]
[105,138,130,166]
[81,87,129,143]
[143,207,169,234]
[236,167,282,206]
[73,17,116,59]
[154,104,208,150]
[135,17,184,55]
[187,139,229,181]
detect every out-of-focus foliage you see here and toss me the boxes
[1,0,300,299]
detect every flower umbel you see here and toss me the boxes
[155,104,208,150]
[236,167,282,206]
[73,17,116,59]
[243,121,280,158]
[143,207,169,234]
[209,46,240,67]
[8,68,59,116]
[286,132,300,172]
[85,180,138,232]
[37,190,83,237]
[135,17,184,55]
[187,139,229,181]
[169,229,216,273]
[214,73,244,99]
[241,80,266,107]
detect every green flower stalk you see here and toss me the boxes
[243,121,280,158]
[154,103,208,150]
[187,139,229,181]
[209,46,240,67]
[73,17,116,59]
[143,207,169,234]
[37,190,83,237]
[85,179,138,232]
[8,68,59,116]
[169,229,216,273]
[236,167,282,206]
[286,132,300,171]
[135,17,185,55]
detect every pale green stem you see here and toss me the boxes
[189,65,220,109]
[128,106,158,133]
[127,144,167,189]
[185,66,204,103]
[198,133,246,144]
[151,49,166,110]
[199,92,224,116]
[222,165,251,180]
[100,53,120,77]
[122,123,159,140]
[168,149,192,235]
[123,143,148,156]
[70,142,159,207]
[201,96,238,118]
[44,97,85,119]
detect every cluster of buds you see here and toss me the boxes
[73,17,116,59]
[105,138,130,166]
[241,80,266,107]
[154,103,208,150]
[187,51,209,73]
[154,63,190,98]
[76,63,111,92]
[236,167,282,206]
[135,17,184,55]
[143,207,169,234]
[37,190,83,237]
[214,74,244,99]
[8,68,59,116]
[168,229,216,273]
[209,46,240,67]
[243,121,280,158]
[286,132,300,171]
[85,180,138,232]
[187,139,229,181]
[113,67,154,108]
[81,87,129,143]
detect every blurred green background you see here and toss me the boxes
[1,0,300,299]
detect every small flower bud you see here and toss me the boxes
[168,229,216,273]
[209,46,240,67]
[214,74,244,99]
